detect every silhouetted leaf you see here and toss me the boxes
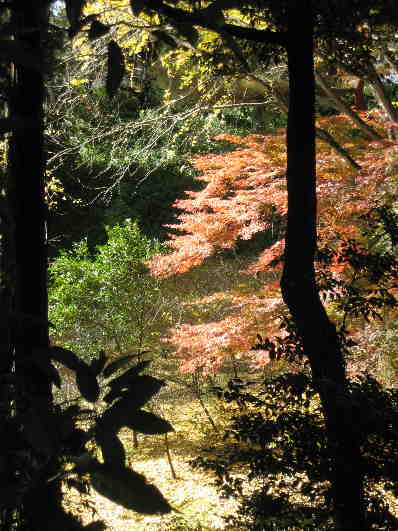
[152,30,178,49]
[46,347,99,401]
[48,346,82,371]
[102,354,139,378]
[90,464,172,514]
[95,431,125,467]
[199,4,225,26]
[108,360,151,390]
[90,350,107,376]
[88,20,110,40]
[104,375,164,406]
[64,428,88,455]
[76,365,100,402]
[126,411,174,435]
[106,40,125,98]
[31,356,61,388]
[72,453,98,474]
[84,522,107,531]
[129,0,146,17]
[172,23,199,46]
[65,0,86,29]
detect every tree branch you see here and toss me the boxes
[144,0,287,46]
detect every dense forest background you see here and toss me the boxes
[2,1,398,529]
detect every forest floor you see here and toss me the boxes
[64,393,238,530]
[63,378,398,530]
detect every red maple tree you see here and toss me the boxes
[149,111,398,372]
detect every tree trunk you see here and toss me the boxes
[354,79,366,110]
[281,2,367,529]
[6,2,57,528]
[8,0,50,393]
[248,72,361,169]
[315,71,382,141]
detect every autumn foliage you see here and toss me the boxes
[148,111,398,373]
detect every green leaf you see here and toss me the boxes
[125,411,173,435]
[95,431,125,467]
[88,20,110,40]
[90,464,172,514]
[129,0,146,17]
[103,354,140,378]
[106,40,125,98]
[76,365,100,403]
[104,375,165,406]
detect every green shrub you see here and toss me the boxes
[49,220,171,362]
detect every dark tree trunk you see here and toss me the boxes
[8,0,51,396]
[355,79,366,111]
[280,2,367,529]
[5,2,60,529]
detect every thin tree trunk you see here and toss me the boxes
[281,2,367,529]
[315,127,361,170]
[192,372,218,432]
[315,71,382,141]
[164,433,178,480]
[354,79,366,110]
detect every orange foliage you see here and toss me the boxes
[148,112,397,372]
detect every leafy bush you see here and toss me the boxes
[193,374,398,530]
[2,347,173,530]
[49,220,171,363]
